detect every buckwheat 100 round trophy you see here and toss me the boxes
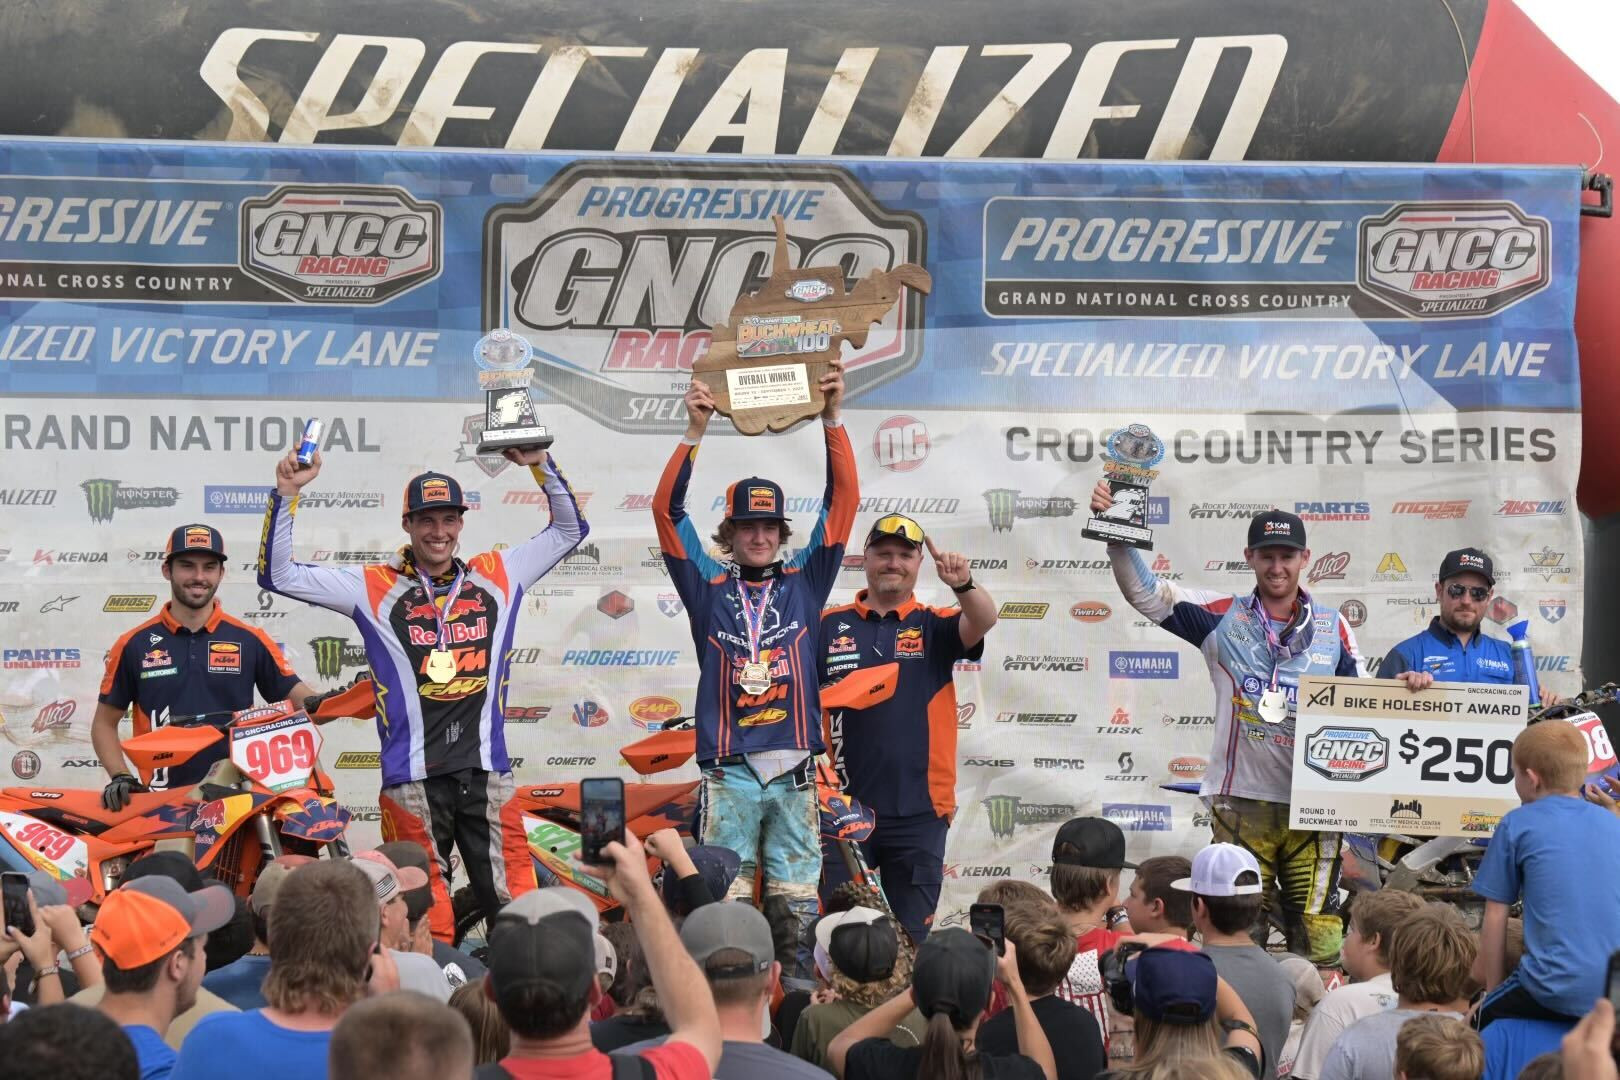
[1081,423,1163,549]
[473,328,553,453]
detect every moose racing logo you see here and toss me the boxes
[1358,202,1550,318]
[240,185,442,304]
[482,162,927,433]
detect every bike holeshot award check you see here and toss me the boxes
[1288,676,1528,838]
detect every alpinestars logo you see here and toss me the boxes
[309,637,370,680]
[81,479,180,523]
[1358,202,1550,319]
[240,185,442,304]
[482,161,927,433]
[983,488,1077,532]
[981,795,1076,840]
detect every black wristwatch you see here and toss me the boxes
[951,577,976,595]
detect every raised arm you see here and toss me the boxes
[256,449,366,613]
[653,381,727,606]
[789,365,859,597]
[496,450,589,587]
[1093,481,1231,648]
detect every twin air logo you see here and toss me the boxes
[481,162,926,433]
[81,479,180,523]
[240,185,442,303]
[980,795,1076,840]
[1303,726,1389,782]
[1358,202,1550,318]
[206,641,242,674]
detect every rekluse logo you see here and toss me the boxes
[240,185,442,304]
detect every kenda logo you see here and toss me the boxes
[561,649,681,667]
[1108,651,1178,679]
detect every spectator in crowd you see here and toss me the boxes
[92,875,236,1078]
[328,990,474,1080]
[1275,954,1325,1077]
[600,922,640,1009]
[481,832,722,1078]
[1175,844,1294,1078]
[204,897,255,974]
[617,901,825,1078]
[451,976,512,1065]
[1392,1013,1484,1080]
[1477,917,1569,1080]
[792,906,925,1069]
[1155,1060,1257,1080]
[591,934,619,1021]
[591,934,670,1053]
[976,900,1105,1080]
[1476,719,1620,1028]
[1048,817,1134,1039]
[1292,890,1425,1079]
[350,851,451,1002]
[1124,857,1195,942]
[204,857,309,1010]
[1095,947,1265,1080]
[170,860,397,1080]
[1560,998,1619,1080]
[378,841,487,989]
[978,880,1057,910]
[1317,903,1478,1080]
[829,928,1058,1080]
[1516,1053,1562,1080]
[647,830,737,920]
[3,876,104,1006]
[0,1002,139,1080]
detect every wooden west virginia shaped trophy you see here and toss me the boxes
[694,214,931,434]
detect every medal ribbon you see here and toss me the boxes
[736,578,776,665]
[416,563,468,653]
[1247,589,1313,695]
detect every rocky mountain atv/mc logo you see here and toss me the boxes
[482,162,926,433]
[240,185,442,304]
[1358,201,1550,319]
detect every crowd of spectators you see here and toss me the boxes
[4,718,1620,1080]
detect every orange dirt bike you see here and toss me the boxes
[450,662,902,948]
[0,686,366,907]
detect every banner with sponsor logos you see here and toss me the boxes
[0,139,1581,922]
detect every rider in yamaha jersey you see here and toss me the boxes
[259,447,586,938]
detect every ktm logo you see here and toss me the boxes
[420,478,451,502]
[736,684,789,708]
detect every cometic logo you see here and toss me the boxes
[1358,201,1550,318]
[240,185,442,304]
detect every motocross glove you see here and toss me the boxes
[102,772,148,812]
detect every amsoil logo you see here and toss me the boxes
[1358,202,1550,318]
[240,185,442,304]
[483,162,926,432]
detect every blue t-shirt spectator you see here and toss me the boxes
[171,1010,332,1080]
[202,954,272,1011]
[125,1023,178,1080]
[1474,794,1620,1016]
[1481,1017,1571,1080]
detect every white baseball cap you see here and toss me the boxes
[1171,843,1263,897]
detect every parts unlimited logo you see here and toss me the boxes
[81,479,180,523]
[482,161,927,433]
[1358,201,1550,319]
[239,185,442,304]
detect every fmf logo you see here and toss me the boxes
[482,162,926,433]
[1358,202,1550,318]
[240,185,442,304]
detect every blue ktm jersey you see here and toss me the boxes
[99,602,301,790]
[653,421,859,765]
[819,592,982,819]
[1376,617,1518,684]
[257,458,586,787]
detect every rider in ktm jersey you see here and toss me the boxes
[258,447,585,938]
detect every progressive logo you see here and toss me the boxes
[240,185,442,304]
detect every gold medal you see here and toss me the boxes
[425,649,457,685]
[739,660,771,696]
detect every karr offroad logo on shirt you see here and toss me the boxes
[481,162,927,433]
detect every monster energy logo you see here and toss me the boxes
[81,479,180,523]
[981,795,1077,839]
[982,489,1077,533]
[309,637,370,680]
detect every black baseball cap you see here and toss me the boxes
[487,889,598,1011]
[164,524,226,563]
[912,928,995,1026]
[815,907,898,983]
[402,471,467,515]
[123,850,209,892]
[1438,547,1495,586]
[1052,817,1136,869]
[724,476,789,522]
[1246,510,1307,551]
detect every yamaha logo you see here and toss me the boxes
[240,185,443,304]
[1358,201,1550,318]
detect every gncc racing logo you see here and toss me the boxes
[240,185,442,304]
[482,162,927,433]
[1358,202,1550,319]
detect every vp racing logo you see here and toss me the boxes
[1358,202,1550,319]
[482,162,927,433]
[240,185,442,304]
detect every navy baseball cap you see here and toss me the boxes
[402,472,467,515]
[1438,547,1495,586]
[661,845,743,915]
[164,524,226,563]
[1128,947,1218,1024]
[724,477,789,522]
[912,928,995,1026]
[1246,510,1307,551]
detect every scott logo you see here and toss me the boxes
[1358,201,1550,318]
[482,161,927,432]
[240,185,442,304]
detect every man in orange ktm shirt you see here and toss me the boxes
[93,524,316,810]
[819,514,997,943]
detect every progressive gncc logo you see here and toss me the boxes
[482,162,928,433]
[240,185,442,304]
[1357,202,1550,318]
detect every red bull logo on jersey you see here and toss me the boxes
[407,618,488,647]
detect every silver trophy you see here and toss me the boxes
[474,329,553,453]
[1081,423,1163,550]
